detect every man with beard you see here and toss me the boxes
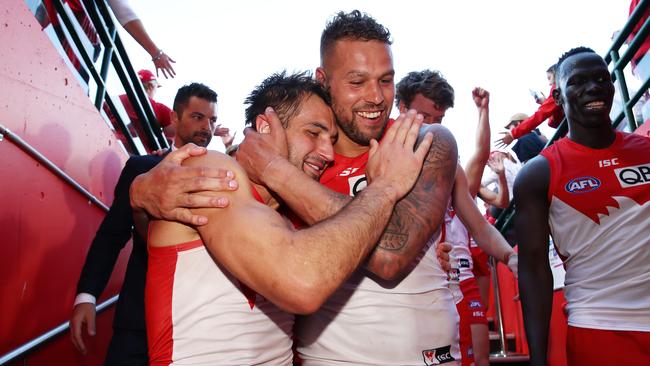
[129,10,459,366]
[145,71,433,365]
[71,83,219,365]
[515,47,650,366]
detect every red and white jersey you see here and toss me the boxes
[145,239,294,365]
[441,205,474,304]
[540,131,650,332]
[443,205,474,283]
[295,146,460,366]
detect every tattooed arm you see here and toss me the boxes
[237,112,457,280]
[365,123,457,279]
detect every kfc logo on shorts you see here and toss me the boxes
[422,345,455,365]
[565,176,601,194]
[615,164,650,188]
[347,175,367,196]
[469,300,482,308]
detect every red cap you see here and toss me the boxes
[137,69,159,86]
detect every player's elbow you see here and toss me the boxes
[278,278,329,315]
[366,254,406,281]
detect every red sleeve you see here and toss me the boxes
[510,86,562,139]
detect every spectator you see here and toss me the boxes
[119,69,173,150]
[501,113,546,163]
[496,65,565,148]
[108,0,176,78]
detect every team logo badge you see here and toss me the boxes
[422,345,455,365]
[615,164,650,188]
[565,176,600,194]
[469,300,482,308]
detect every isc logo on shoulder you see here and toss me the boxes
[615,163,650,188]
[565,176,601,194]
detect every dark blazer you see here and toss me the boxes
[76,153,165,330]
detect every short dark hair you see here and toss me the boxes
[395,70,455,109]
[244,71,331,129]
[555,46,597,80]
[320,10,391,63]
[173,83,218,116]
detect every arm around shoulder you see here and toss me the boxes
[191,152,400,314]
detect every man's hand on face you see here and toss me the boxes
[472,87,490,110]
[236,107,289,185]
[129,143,239,226]
[366,109,433,202]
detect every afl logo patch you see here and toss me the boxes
[565,176,600,194]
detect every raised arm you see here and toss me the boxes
[189,117,432,314]
[513,156,553,366]
[452,166,516,275]
[464,87,491,198]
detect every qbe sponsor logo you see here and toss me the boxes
[422,345,455,365]
[615,164,650,188]
[459,258,470,268]
[347,174,367,196]
[565,176,600,194]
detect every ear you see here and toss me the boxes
[255,114,271,134]
[171,110,180,125]
[315,67,327,85]
[398,101,408,114]
[552,88,562,106]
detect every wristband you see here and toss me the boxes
[152,50,164,61]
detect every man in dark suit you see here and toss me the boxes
[70,83,221,365]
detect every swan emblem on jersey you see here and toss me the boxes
[422,345,455,365]
[565,176,601,194]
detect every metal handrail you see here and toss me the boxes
[49,0,140,155]
[0,123,109,212]
[83,0,167,151]
[0,296,118,365]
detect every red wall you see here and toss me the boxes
[0,0,130,363]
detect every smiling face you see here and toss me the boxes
[317,39,394,151]
[554,52,614,130]
[173,96,217,147]
[284,94,338,180]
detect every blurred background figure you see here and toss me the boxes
[496,65,564,149]
[119,69,174,149]
[500,113,546,164]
